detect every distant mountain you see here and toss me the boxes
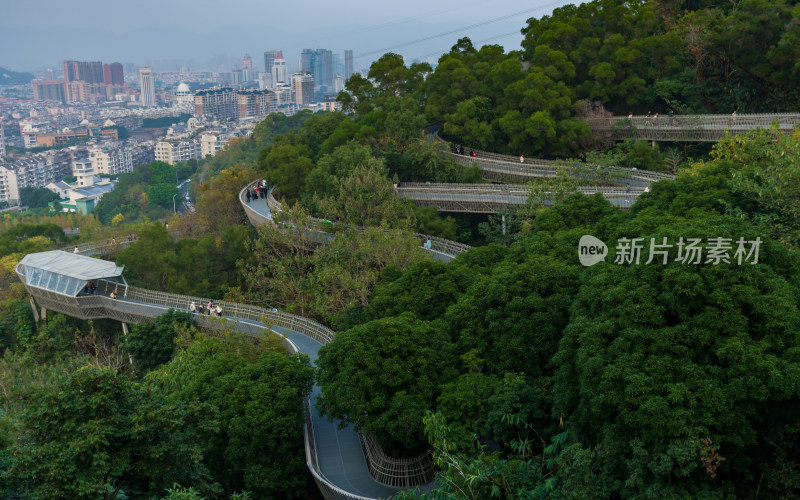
[0,67,34,85]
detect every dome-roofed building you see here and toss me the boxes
[174,82,193,105]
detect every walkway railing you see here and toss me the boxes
[16,262,380,500]
[396,182,643,213]
[240,182,439,491]
[434,130,675,184]
[243,182,472,260]
[586,113,800,142]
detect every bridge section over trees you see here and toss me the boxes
[15,251,434,500]
[586,113,800,142]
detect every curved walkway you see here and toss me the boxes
[15,262,418,500]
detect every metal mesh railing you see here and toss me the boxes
[434,130,675,183]
[585,113,800,142]
[247,183,472,260]
[360,434,436,488]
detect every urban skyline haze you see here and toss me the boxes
[2,0,576,73]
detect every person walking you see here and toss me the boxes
[207,300,213,315]
[246,189,251,203]
[425,237,432,250]
[189,300,197,313]
[625,182,631,203]
[73,246,79,254]
[110,291,116,299]
[215,303,222,317]
[520,155,525,163]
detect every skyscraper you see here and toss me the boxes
[242,54,253,81]
[345,50,354,80]
[272,55,289,87]
[291,73,314,106]
[263,50,282,88]
[139,67,155,107]
[301,49,313,73]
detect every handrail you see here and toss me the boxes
[433,129,675,183]
[241,181,438,491]
[245,181,472,259]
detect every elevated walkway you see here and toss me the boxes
[15,254,432,500]
[396,182,643,213]
[586,113,800,142]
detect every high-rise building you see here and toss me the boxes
[302,49,334,90]
[45,68,55,80]
[0,122,5,158]
[263,50,282,85]
[103,63,124,85]
[301,49,313,73]
[139,67,155,107]
[32,80,66,103]
[345,50,354,80]
[272,55,289,87]
[291,73,314,106]
[242,54,253,81]
[194,87,237,120]
[62,60,104,84]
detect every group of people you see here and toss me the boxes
[450,144,477,157]
[189,300,223,317]
[422,236,433,250]
[245,179,267,203]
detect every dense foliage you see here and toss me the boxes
[320,153,800,497]
[93,160,197,225]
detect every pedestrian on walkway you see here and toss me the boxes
[215,303,222,317]
[73,246,79,254]
[110,291,116,299]
[189,300,197,313]
[207,300,213,315]
[470,150,476,158]
[520,155,525,163]
[246,189,251,203]
[625,182,631,203]
[425,237,432,250]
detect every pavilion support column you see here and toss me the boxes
[121,322,133,365]
[29,297,40,323]
[41,307,46,321]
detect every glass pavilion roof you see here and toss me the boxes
[19,250,125,298]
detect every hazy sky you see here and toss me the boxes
[1,0,578,72]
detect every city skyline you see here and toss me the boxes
[1,0,575,72]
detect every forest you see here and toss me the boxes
[1,0,800,498]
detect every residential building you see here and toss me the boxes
[259,72,273,89]
[139,67,156,107]
[0,150,75,202]
[194,87,236,120]
[154,138,199,165]
[236,89,271,119]
[46,160,115,214]
[103,63,124,85]
[200,132,232,158]
[291,73,314,106]
[88,143,134,175]
[0,123,5,158]
[63,60,104,84]
[32,80,66,103]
